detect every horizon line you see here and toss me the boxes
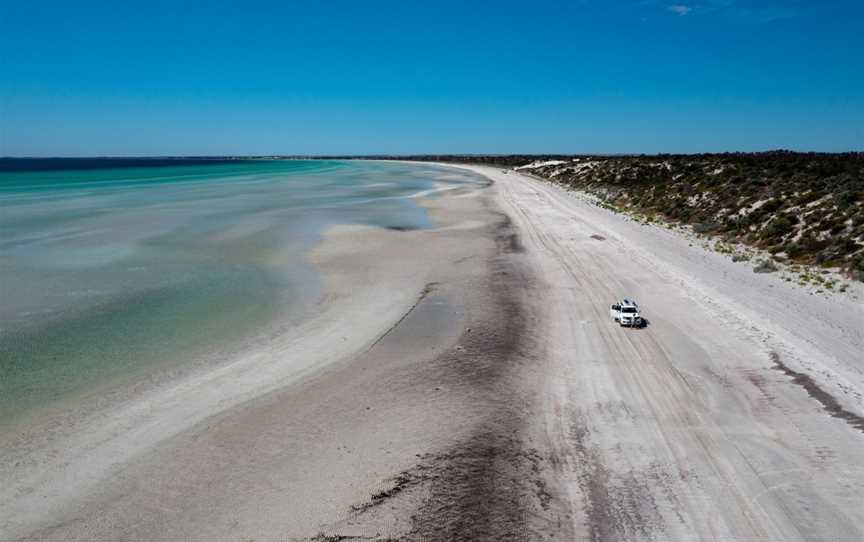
[3,150,863,160]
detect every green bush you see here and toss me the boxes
[837,190,861,208]
[854,253,864,273]
[785,242,806,259]
[761,216,794,239]
[760,198,783,213]
[694,222,721,234]
[753,259,779,273]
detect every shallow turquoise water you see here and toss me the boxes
[0,160,482,422]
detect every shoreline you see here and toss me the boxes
[0,159,470,429]
[4,162,863,540]
[0,164,533,540]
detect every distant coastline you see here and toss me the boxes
[5,150,862,173]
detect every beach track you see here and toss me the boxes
[481,166,864,541]
[4,165,864,541]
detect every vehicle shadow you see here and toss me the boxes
[618,319,650,329]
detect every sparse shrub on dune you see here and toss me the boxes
[753,259,780,273]
[397,152,863,280]
[760,216,794,240]
[852,253,864,282]
[478,152,862,279]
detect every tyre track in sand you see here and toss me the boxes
[477,165,864,541]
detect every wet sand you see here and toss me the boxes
[3,164,864,541]
[1,170,561,540]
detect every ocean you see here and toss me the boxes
[0,159,481,423]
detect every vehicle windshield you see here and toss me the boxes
[621,307,637,313]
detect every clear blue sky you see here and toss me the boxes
[1,0,862,156]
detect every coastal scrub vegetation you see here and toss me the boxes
[373,153,862,281]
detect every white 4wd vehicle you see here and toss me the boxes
[610,299,643,328]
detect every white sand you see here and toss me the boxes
[0,229,430,536]
[3,163,863,541]
[465,164,864,540]
[0,179,493,536]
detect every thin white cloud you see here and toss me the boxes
[667,4,692,16]
[638,0,804,23]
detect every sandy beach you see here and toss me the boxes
[2,164,863,541]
